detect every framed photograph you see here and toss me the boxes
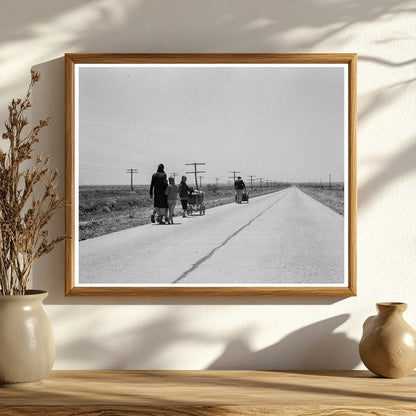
[65,53,356,296]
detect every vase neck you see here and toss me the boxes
[377,302,407,316]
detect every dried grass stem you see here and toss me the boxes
[0,71,65,295]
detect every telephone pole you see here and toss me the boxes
[199,176,204,189]
[258,177,264,188]
[126,169,138,190]
[228,171,241,188]
[247,175,256,190]
[215,177,220,187]
[170,172,179,181]
[229,171,241,183]
[185,162,206,190]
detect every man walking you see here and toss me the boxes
[234,176,246,204]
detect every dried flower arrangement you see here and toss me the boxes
[0,71,65,295]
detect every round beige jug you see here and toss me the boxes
[0,290,55,387]
[359,302,416,378]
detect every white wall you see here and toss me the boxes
[1,0,415,370]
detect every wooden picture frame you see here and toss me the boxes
[65,53,356,296]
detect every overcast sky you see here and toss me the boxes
[78,64,346,187]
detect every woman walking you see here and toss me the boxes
[149,163,169,224]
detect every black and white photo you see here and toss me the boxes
[65,54,357,296]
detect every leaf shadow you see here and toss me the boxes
[207,314,360,370]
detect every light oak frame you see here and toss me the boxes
[65,53,357,297]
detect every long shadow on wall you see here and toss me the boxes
[54,309,359,370]
[359,138,416,210]
[57,0,414,53]
[54,309,219,369]
[1,0,414,97]
[207,314,360,370]
[9,0,415,51]
[0,0,413,96]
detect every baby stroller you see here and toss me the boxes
[241,189,249,203]
[187,190,206,215]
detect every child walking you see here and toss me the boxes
[165,176,178,224]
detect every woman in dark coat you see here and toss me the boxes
[149,163,168,224]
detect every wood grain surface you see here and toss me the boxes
[1,370,415,415]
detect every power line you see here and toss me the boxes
[80,152,130,170]
[228,171,241,184]
[258,177,264,188]
[79,165,121,173]
[126,169,138,190]
[247,175,256,190]
[170,172,179,182]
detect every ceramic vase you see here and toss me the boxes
[359,302,416,378]
[0,290,55,387]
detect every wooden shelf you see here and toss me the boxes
[1,370,415,415]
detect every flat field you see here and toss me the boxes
[79,184,290,240]
[298,185,344,216]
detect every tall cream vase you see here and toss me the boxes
[0,290,55,386]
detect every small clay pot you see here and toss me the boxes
[359,302,416,378]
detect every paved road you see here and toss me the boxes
[79,187,345,285]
